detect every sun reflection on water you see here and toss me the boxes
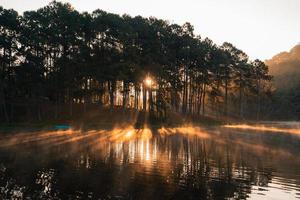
[0,124,300,199]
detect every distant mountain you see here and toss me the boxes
[266,44,300,90]
[266,44,300,119]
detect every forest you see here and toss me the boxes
[0,1,274,123]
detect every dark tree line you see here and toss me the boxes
[0,1,273,122]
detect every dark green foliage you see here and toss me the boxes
[0,1,273,122]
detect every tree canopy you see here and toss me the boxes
[0,1,273,122]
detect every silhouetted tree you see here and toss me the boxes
[0,1,273,122]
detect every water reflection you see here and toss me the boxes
[0,124,300,199]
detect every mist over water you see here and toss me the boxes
[0,123,300,199]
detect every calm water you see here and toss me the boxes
[0,124,300,199]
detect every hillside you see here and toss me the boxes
[266,44,300,119]
[266,44,300,90]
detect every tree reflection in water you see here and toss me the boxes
[0,125,300,199]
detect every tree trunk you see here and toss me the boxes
[123,81,128,109]
[197,85,202,115]
[225,77,228,118]
[239,84,243,118]
[256,79,261,121]
[182,66,188,114]
[202,84,206,116]
[109,81,115,109]
[149,88,153,112]
[143,85,147,111]
[0,85,9,123]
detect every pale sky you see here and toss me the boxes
[1,0,300,60]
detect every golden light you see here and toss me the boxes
[125,130,134,138]
[223,124,300,135]
[145,77,152,87]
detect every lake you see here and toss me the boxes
[0,123,300,199]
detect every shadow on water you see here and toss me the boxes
[0,123,300,199]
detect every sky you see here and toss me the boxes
[1,0,300,60]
